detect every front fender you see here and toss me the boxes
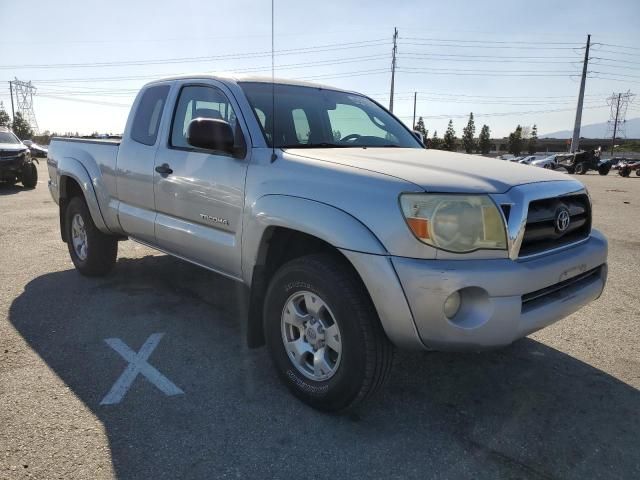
[58,156,109,233]
[242,194,387,284]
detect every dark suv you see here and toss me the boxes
[0,127,38,188]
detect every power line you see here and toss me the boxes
[398,104,608,120]
[401,36,584,46]
[596,42,640,51]
[0,39,389,70]
[38,94,131,108]
[400,41,584,50]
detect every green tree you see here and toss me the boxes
[443,120,457,151]
[508,125,523,156]
[430,130,441,149]
[527,124,538,154]
[0,102,10,127]
[414,116,427,136]
[11,112,33,140]
[461,112,476,153]
[478,124,492,155]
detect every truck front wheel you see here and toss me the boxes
[263,253,393,412]
[65,196,118,276]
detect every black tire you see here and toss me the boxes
[264,253,393,412]
[575,162,587,175]
[65,196,118,276]
[21,162,38,189]
[635,169,640,176]
[619,167,631,177]
[566,166,575,175]
[598,164,611,176]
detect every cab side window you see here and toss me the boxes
[171,85,244,154]
[130,85,170,146]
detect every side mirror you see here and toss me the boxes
[187,118,234,154]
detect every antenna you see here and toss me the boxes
[270,0,277,162]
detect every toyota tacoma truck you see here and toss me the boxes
[47,75,608,412]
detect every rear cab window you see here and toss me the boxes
[130,85,170,146]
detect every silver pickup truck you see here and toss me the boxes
[47,75,608,411]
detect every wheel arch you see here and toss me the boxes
[242,195,389,348]
[57,157,109,242]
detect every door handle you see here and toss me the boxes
[155,164,173,175]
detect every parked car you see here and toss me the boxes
[518,155,538,165]
[22,139,48,158]
[0,127,38,188]
[531,154,559,169]
[46,75,608,412]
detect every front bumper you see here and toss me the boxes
[0,157,26,178]
[391,229,607,350]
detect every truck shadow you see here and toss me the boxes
[8,254,640,479]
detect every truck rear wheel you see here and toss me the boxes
[575,162,587,175]
[21,163,38,189]
[65,196,118,276]
[263,253,393,412]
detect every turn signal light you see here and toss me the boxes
[406,217,430,240]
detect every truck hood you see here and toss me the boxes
[287,147,569,194]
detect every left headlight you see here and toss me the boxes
[400,193,507,253]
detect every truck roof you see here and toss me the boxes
[143,73,352,93]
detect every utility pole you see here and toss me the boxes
[412,91,417,128]
[389,27,398,113]
[8,81,15,120]
[10,78,39,134]
[610,93,621,156]
[570,34,591,153]
[607,90,635,155]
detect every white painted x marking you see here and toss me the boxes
[100,333,184,405]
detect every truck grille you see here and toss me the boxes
[0,150,21,160]
[518,193,591,257]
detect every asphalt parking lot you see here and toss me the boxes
[1,162,639,479]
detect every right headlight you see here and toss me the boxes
[400,193,507,253]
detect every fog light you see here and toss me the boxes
[443,291,461,319]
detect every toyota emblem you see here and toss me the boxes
[555,208,571,233]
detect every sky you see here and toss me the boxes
[1,0,639,138]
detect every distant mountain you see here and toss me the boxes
[541,117,640,139]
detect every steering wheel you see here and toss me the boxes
[340,133,362,143]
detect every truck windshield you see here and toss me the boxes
[239,82,422,149]
[0,132,21,144]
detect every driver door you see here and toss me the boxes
[153,81,250,279]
